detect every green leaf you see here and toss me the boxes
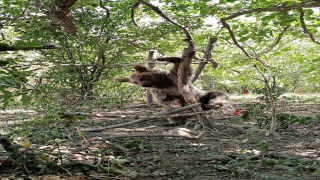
[261,14,276,21]
[238,29,249,36]
[0,43,10,47]
[265,158,278,165]
[0,61,9,66]
[21,93,32,105]
[311,58,320,62]
[239,36,250,42]
[312,169,320,176]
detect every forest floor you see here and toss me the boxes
[1,93,320,180]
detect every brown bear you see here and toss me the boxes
[114,57,232,125]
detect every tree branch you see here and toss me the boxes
[138,0,194,48]
[191,37,218,82]
[99,0,110,18]
[130,1,140,27]
[260,24,291,54]
[220,20,272,68]
[228,67,262,81]
[299,9,320,45]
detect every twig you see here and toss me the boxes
[11,0,31,22]
[65,106,216,120]
[228,67,262,81]
[260,24,291,54]
[220,20,271,68]
[57,165,72,176]
[220,20,253,59]
[299,9,320,45]
[104,140,129,152]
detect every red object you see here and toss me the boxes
[234,109,241,116]
[243,90,249,94]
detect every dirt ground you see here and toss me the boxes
[1,94,320,180]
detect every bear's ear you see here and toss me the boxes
[133,64,148,72]
[114,78,130,82]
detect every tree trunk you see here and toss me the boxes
[146,50,156,103]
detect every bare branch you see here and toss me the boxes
[299,9,320,45]
[105,134,198,140]
[221,1,320,21]
[260,24,291,54]
[220,21,272,68]
[99,0,110,18]
[80,103,201,132]
[220,21,253,58]
[191,37,218,82]
[130,1,140,27]
[228,67,262,81]
[138,0,194,48]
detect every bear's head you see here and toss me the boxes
[114,64,176,89]
[128,65,157,87]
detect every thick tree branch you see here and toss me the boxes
[221,1,320,21]
[299,9,320,45]
[191,37,218,82]
[138,0,194,48]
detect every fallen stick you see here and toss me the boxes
[104,134,198,139]
[80,103,205,132]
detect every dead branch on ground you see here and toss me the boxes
[80,103,206,132]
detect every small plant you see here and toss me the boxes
[241,80,302,130]
[123,138,153,150]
